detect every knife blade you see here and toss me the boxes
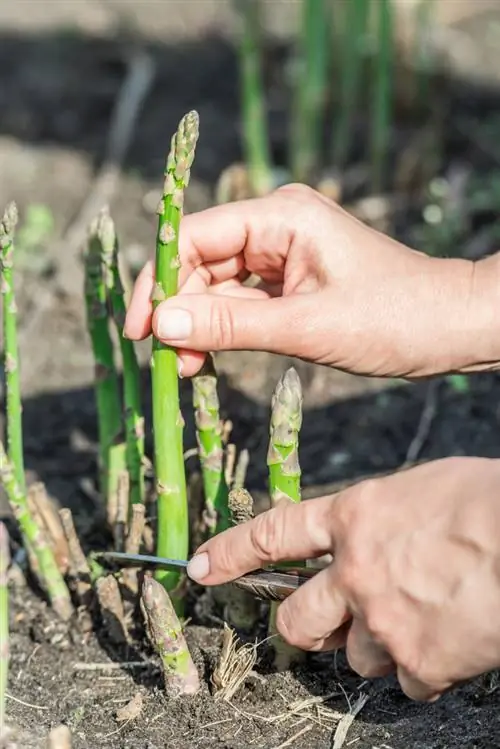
[92,550,318,602]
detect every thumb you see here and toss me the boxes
[152,292,316,358]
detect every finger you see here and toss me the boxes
[124,261,154,340]
[397,666,445,702]
[345,618,395,678]
[151,293,319,357]
[275,564,350,651]
[186,494,341,585]
[176,349,206,378]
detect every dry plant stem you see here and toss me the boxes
[212,623,256,701]
[95,575,129,645]
[0,444,72,621]
[84,222,125,503]
[27,483,69,575]
[0,523,9,736]
[235,0,273,196]
[192,355,229,536]
[0,203,24,490]
[113,470,129,552]
[123,503,145,592]
[92,208,145,506]
[224,443,237,488]
[233,448,249,491]
[370,0,394,193]
[141,576,200,697]
[59,508,91,608]
[152,111,199,601]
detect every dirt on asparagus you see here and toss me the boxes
[3,2,500,747]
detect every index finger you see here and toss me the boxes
[187,494,344,585]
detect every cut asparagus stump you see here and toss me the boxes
[151,111,199,601]
[0,522,9,738]
[0,203,24,490]
[91,208,145,506]
[0,443,73,621]
[192,355,230,536]
[141,576,200,697]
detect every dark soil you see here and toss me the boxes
[3,7,500,748]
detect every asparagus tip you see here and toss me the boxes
[0,201,18,247]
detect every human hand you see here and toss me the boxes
[124,184,500,379]
[186,457,500,701]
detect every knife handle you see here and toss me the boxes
[232,566,319,602]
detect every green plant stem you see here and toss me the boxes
[0,203,25,491]
[370,0,393,193]
[91,208,145,506]
[0,522,9,736]
[236,0,273,196]
[141,576,200,697]
[289,0,330,183]
[414,0,435,111]
[0,442,72,620]
[332,0,370,169]
[84,224,125,503]
[192,356,229,536]
[152,111,199,599]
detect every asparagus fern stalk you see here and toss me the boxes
[370,0,394,193]
[192,355,230,536]
[0,442,72,620]
[235,0,273,196]
[152,111,199,597]
[0,203,24,490]
[289,0,330,183]
[84,222,126,502]
[141,576,200,697]
[267,368,302,506]
[91,208,145,506]
[0,522,9,737]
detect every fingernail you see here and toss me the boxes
[177,357,184,378]
[157,309,192,340]
[187,552,210,581]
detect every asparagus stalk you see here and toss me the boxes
[91,208,145,506]
[0,203,24,490]
[370,0,394,193]
[141,576,200,697]
[192,356,230,536]
[84,222,126,503]
[235,0,273,196]
[0,443,72,620]
[332,0,370,169]
[151,111,199,599]
[224,489,260,631]
[267,368,302,506]
[0,522,9,737]
[290,0,331,183]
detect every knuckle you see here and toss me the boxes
[275,602,302,648]
[249,509,285,564]
[209,302,235,350]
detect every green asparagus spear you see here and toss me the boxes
[0,203,24,491]
[267,368,302,505]
[290,0,331,183]
[141,576,200,697]
[0,522,9,736]
[84,222,126,503]
[235,0,273,196]
[370,0,394,193]
[192,356,230,536]
[152,111,199,597]
[90,208,145,506]
[0,443,72,621]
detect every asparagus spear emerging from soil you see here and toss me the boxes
[84,221,126,504]
[0,522,9,737]
[0,443,72,621]
[0,203,24,490]
[192,355,230,536]
[91,208,145,506]
[141,576,200,697]
[267,368,302,506]
[151,111,199,598]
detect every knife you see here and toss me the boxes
[92,551,318,602]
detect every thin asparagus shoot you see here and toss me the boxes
[92,208,145,506]
[0,203,24,490]
[0,443,72,621]
[289,0,331,183]
[141,576,200,697]
[235,0,273,196]
[192,355,230,536]
[332,0,371,169]
[84,222,125,503]
[370,0,394,193]
[0,522,9,738]
[233,448,249,492]
[267,368,302,506]
[152,111,199,599]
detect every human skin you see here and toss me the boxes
[124,184,500,700]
